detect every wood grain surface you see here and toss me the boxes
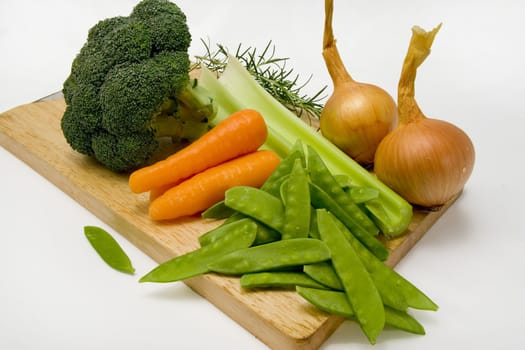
[0,98,458,349]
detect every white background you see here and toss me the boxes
[1,0,524,349]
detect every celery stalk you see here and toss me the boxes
[198,55,412,237]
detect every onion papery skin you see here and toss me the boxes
[374,117,475,207]
[320,82,397,164]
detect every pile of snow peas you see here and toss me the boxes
[140,141,438,344]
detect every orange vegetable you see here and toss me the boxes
[149,150,281,221]
[129,109,268,194]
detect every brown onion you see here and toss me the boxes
[374,24,475,207]
[320,0,397,165]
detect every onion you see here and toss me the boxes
[374,24,475,208]
[320,0,397,165]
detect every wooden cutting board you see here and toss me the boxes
[0,97,458,349]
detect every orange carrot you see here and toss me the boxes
[129,109,268,194]
[149,150,280,221]
[149,182,175,202]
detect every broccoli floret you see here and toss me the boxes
[61,0,216,172]
[130,0,191,53]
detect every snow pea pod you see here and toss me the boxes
[303,261,343,290]
[198,218,256,247]
[306,145,378,236]
[208,238,331,275]
[210,212,281,246]
[140,222,257,283]
[296,287,425,335]
[84,226,135,274]
[280,159,310,240]
[305,256,407,311]
[317,209,385,344]
[240,271,328,289]
[332,215,438,311]
[201,200,236,219]
[224,186,285,232]
[310,182,389,261]
[261,147,305,197]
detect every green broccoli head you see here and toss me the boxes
[130,0,191,53]
[61,0,216,173]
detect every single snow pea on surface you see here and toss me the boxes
[317,209,385,344]
[84,226,135,274]
[240,271,328,290]
[306,145,379,236]
[140,222,257,283]
[207,238,331,275]
[332,216,438,311]
[296,287,425,335]
[309,182,389,261]
[224,186,285,232]
[280,159,311,240]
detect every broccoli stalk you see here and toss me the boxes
[61,0,216,172]
[198,55,412,238]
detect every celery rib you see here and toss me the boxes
[198,56,412,237]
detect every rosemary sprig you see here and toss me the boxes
[192,39,327,121]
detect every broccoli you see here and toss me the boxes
[61,0,216,172]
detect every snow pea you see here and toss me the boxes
[240,271,328,290]
[303,261,343,290]
[84,226,135,274]
[296,287,425,335]
[317,209,385,344]
[306,145,379,236]
[207,238,331,275]
[280,159,310,240]
[198,218,256,247]
[305,256,407,312]
[140,222,257,283]
[201,200,236,219]
[261,147,305,197]
[224,186,285,232]
[332,215,438,311]
[310,182,389,261]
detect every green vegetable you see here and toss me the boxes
[224,186,285,232]
[309,182,389,261]
[307,254,408,312]
[307,145,378,236]
[296,287,425,335]
[84,226,135,274]
[280,159,311,240]
[140,221,257,283]
[201,200,236,219]
[303,261,343,290]
[316,209,385,344]
[207,238,331,275]
[198,218,255,247]
[61,0,217,172]
[240,272,328,290]
[332,215,438,311]
[194,40,327,120]
[197,54,412,237]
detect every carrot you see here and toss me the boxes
[129,109,268,194]
[149,150,281,221]
[149,182,175,202]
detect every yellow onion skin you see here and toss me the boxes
[374,117,475,207]
[320,82,397,164]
